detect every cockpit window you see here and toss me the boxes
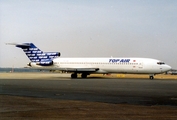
[157,62,165,65]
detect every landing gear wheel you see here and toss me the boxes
[71,73,77,78]
[81,73,87,78]
[149,76,154,80]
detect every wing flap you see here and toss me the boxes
[27,67,99,72]
[63,68,99,72]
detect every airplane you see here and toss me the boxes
[7,43,171,79]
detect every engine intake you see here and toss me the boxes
[27,62,32,66]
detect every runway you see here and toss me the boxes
[1,76,177,106]
[1,73,177,119]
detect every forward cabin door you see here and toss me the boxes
[132,60,143,73]
[138,61,143,69]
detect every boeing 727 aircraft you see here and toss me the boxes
[8,43,171,79]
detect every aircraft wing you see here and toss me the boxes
[61,68,99,72]
[27,67,99,72]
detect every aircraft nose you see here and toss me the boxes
[165,65,172,71]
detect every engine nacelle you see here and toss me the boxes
[27,60,53,67]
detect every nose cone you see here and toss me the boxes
[165,65,172,71]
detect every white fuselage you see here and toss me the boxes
[30,57,171,74]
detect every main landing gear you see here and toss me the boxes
[71,73,88,78]
[71,73,77,78]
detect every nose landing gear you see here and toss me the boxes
[149,74,154,79]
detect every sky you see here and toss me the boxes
[0,0,177,68]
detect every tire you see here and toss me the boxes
[149,76,154,79]
[71,73,77,78]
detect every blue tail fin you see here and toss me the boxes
[15,43,60,62]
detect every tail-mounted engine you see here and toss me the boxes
[27,60,53,67]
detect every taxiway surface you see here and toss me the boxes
[1,76,177,106]
[1,73,177,119]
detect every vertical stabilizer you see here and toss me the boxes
[8,43,60,63]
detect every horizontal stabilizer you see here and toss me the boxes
[7,43,60,63]
[6,43,31,48]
